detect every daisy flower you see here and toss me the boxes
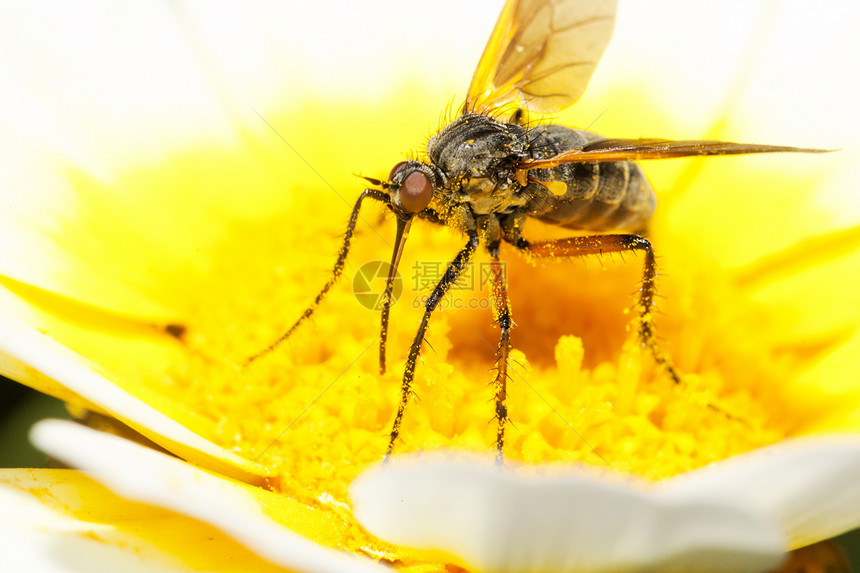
[1,1,860,571]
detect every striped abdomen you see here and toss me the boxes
[523,125,656,232]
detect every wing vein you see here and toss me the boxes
[464,0,618,115]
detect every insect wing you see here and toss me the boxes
[519,138,829,170]
[464,0,617,115]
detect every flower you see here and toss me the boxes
[2,1,860,572]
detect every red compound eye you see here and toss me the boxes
[388,161,407,181]
[400,170,432,213]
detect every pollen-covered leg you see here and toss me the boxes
[386,232,480,460]
[524,234,682,384]
[488,252,513,466]
[245,189,389,365]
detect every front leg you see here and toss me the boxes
[386,232,480,460]
[246,189,389,365]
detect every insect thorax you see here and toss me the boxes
[427,114,529,217]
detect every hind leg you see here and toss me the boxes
[521,234,681,383]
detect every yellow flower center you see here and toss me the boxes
[38,88,853,565]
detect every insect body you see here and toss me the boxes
[250,0,823,462]
[427,114,656,237]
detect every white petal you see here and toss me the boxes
[662,437,860,548]
[31,419,388,573]
[350,455,786,573]
[0,484,191,573]
[0,315,268,485]
[0,1,239,312]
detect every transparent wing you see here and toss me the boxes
[518,138,830,169]
[464,0,617,115]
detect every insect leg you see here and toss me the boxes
[386,231,480,460]
[246,189,390,365]
[487,247,512,465]
[524,234,681,384]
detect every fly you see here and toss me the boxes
[249,0,826,463]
